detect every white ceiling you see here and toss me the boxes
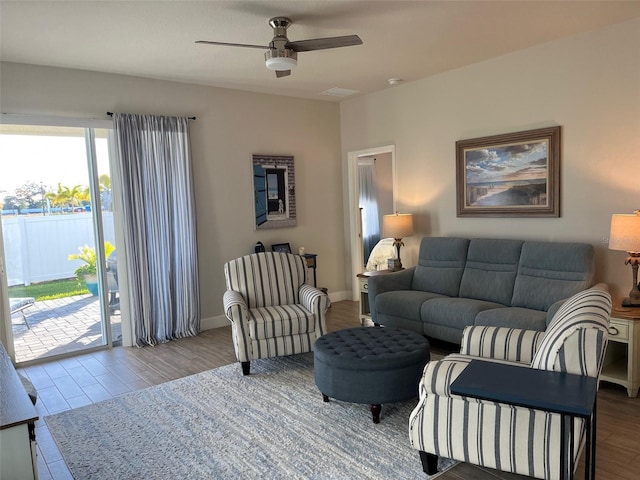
[2,1,640,102]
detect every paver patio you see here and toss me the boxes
[10,294,122,364]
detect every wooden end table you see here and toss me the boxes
[302,253,318,287]
[600,306,640,397]
[451,360,598,480]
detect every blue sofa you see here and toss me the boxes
[368,237,596,344]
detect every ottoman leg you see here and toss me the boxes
[322,394,330,402]
[370,404,381,424]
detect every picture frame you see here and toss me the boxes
[271,243,292,254]
[456,126,561,217]
[252,154,296,229]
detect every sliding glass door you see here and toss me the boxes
[0,123,120,364]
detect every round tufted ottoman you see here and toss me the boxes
[314,326,430,423]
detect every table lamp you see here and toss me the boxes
[383,212,414,269]
[609,211,640,307]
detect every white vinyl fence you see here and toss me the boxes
[2,213,115,286]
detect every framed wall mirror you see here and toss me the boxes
[252,154,296,229]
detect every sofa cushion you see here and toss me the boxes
[459,239,523,305]
[511,242,594,311]
[474,307,547,331]
[412,237,469,296]
[420,298,505,330]
[376,290,445,322]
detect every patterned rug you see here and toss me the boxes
[45,353,456,479]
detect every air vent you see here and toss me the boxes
[320,87,359,97]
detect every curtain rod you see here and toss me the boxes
[106,112,196,120]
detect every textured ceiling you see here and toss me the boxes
[1,1,639,102]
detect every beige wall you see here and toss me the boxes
[340,18,640,304]
[0,62,348,327]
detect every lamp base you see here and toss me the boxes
[392,238,404,269]
[622,296,640,307]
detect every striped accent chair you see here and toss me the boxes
[409,285,611,479]
[223,252,330,375]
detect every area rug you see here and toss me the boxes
[45,353,456,479]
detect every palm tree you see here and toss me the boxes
[67,184,84,208]
[45,183,71,212]
[99,174,112,211]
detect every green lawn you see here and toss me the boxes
[9,278,89,301]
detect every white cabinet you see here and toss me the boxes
[600,307,640,397]
[357,270,402,327]
[0,343,38,479]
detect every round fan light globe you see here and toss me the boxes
[265,56,297,71]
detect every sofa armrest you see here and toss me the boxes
[460,326,544,365]
[367,268,415,322]
[368,267,415,295]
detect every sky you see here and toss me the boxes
[464,140,548,185]
[0,133,111,197]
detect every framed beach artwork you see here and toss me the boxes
[252,154,296,229]
[456,126,561,217]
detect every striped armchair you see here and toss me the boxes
[223,252,330,375]
[409,286,611,480]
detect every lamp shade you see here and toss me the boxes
[383,213,414,239]
[609,213,640,252]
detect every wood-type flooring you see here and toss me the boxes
[18,300,640,479]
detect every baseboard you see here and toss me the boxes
[201,314,228,331]
[328,290,350,303]
[200,290,352,331]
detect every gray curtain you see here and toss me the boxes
[358,159,380,264]
[113,113,200,346]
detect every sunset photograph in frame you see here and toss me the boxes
[456,126,560,217]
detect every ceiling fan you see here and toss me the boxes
[196,17,362,78]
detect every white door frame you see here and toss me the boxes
[0,220,14,356]
[0,114,127,362]
[347,145,396,301]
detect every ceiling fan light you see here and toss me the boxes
[265,50,297,71]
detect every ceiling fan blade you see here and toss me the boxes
[275,70,291,78]
[195,40,269,50]
[286,35,362,52]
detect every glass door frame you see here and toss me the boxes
[0,114,124,365]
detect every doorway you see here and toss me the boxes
[347,145,396,301]
[0,122,120,364]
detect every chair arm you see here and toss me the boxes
[460,326,544,365]
[299,284,330,338]
[419,356,473,398]
[223,290,248,322]
[299,284,330,314]
[545,282,609,327]
[420,355,532,398]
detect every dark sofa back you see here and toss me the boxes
[412,237,469,296]
[511,241,595,311]
[459,239,523,305]
[412,237,595,311]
